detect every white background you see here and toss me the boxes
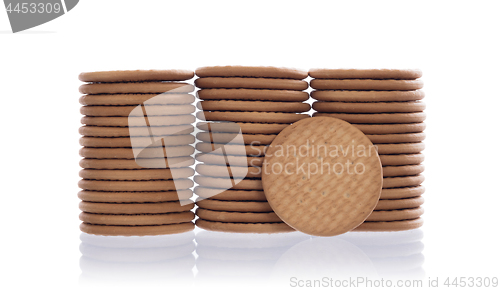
[1,1,499,290]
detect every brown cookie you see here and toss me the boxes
[79,70,194,82]
[196,132,275,145]
[383,175,425,189]
[79,168,194,181]
[309,69,422,80]
[196,153,264,167]
[311,90,425,102]
[80,221,195,236]
[79,125,194,137]
[194,187,267,201]
[79,82,194,94]
[197,88,309,102]
[313,101,426,113]
[81,115,196,127]
[196,208,281,223]
[80,94,195,106]
[196,164,261,178]
[197,122,289,134]
[79,157,195,169]
[383,165,425,177]
[365,207,424,222]
[80,211,195,225]
[380,186,425,199]
[78,179,193,191]
[262,117,383,236]
[78,190,193,203]
[79,145,194,159]
[375,196,424,210]
[353,123,426,134]
[366,132,426,144]
[198,111,309,124]
[195,66,307,79]
[194,175,263,190]
[379,154,425,166]
[353,217,423,232]
[313,112,426,124]
[197,100,310,113]
[196,199,272,212]
[79,200,194,214]
[79,135,194,148]
[310,79,423,91]
[195,77,308,91]
[196,143,267,156]
[195,219,294,233]
[80,105,195,117]
[376,143,425,155]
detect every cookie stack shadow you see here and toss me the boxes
[309,69,426,232]
[78,70,198,236]
[193,66,311,233]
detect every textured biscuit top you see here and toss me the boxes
[79,70,194,83]
[195,66,308,80]
[309,69,422,80]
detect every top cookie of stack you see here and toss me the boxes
[78,70,197,236]
[194,66,310,233]
[309,69,426,232]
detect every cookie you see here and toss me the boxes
[379,154,425,166]
[78,179,193,191]
[313,101,426,113]
[194,176,263,190]
[195,77,308,91]
[80,94,195,106]
[196,164,261,178]
[354,217,423,232]
[366,132,426,144]
[80,105,195,117]
[195,219,294,233]
[383,165,425,177]
[376,143,425,155]
[81,115,196,127]
[79,70,194,83]
[197,100,310,113]
[365,207,424,222]
[197,122,289,134]
[198,111,309,124]
[310,79,423,91]
[196,153,264,167]
[196,199,272,213]
[79,82,194,94]
[309,69,422,80]
[79,145,194,159]
[196,208,281,223]
[196,132,275,145]
[353,123,426,134]
[197,89,309,102]
[80,221,195,236]
[262,117,383,236]
[196,143,267,156]
[313,112,426,124]
[380,186,425,199]
[79,157,195,169]
[195,66,307,79]
[383,175,425,188]
[194,187,267,201]
[78,190,193,203]
[79,125,194,137]
[311,90,425,102]
[79,201,194,214]
[80,211,195,225]
[79,135,194,148]
[375,196,424,210]
[79,168,195,180]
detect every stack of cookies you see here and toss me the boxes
[309,69,425,232]
[78,70,198,236]
[193,66,311,233]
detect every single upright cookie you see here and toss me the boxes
[195,66,308,80]
[309,69,422,80]
[79,70,194,83]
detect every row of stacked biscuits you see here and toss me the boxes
[309,69,425,232]
[193,66,311,233]
[78,70,197,236]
